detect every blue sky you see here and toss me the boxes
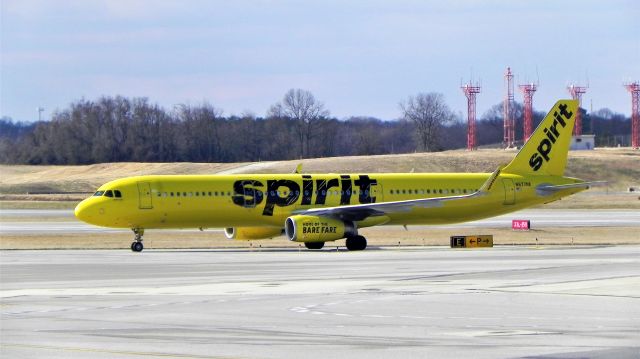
[1,0,638,122]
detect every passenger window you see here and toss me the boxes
[114,190,122,198]
[402,190,406,194]
[463,189,467,194]
[170,192,174,197]
[208,192,212,196]
[104,190,113,197]
[408,189,412,194]
[157,192,161,197]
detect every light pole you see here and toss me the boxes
[36,107,44,122]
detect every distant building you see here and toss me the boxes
[570,135,595,150]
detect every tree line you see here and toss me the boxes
[0,90,632,165]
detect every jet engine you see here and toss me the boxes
[285,215,357,243]
[224,227,283,240]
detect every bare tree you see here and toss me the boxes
[269,89,329,158]
[400,93,454,152]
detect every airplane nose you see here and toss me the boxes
[74,199,94,224]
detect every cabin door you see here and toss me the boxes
[502,179,515,205]
[137,182,153,209]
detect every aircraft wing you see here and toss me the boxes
[292,166,503,222]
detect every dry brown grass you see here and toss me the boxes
[1,148,638,194]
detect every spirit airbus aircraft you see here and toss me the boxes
[75,99,596,252]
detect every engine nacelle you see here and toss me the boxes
[224,227,283,240]
[285,215,357,243]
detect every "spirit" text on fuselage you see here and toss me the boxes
[232,175,378,216]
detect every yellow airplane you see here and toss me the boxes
[75,99,597,252]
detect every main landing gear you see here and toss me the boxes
[304,242,325,250]
[131,228,144,252]
[304,236,368,251]
[345,235,367,251]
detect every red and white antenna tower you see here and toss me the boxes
[461,81,481,151]
[623,81,640,149]
[503,67,515,148]
[567,84,588,136]
[518,82,538,142]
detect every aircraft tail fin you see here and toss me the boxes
[503,99,578,176]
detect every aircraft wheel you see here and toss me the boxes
[346,236,367,251]
[132,241,144,252]
[304,242,324,250]
[130,242,136,251]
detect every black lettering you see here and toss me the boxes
[301,175,313,205]
[558,103,573,120]
[529,153,543,171]
[554,111,567,128]
[340,175,352,205]
[315,178,339,205]
[354,175,377,203]
[549,118,561,139]
[232,180,264,208]
[263,180,300,216]
[544,128,556,143]
[537,139,552,161]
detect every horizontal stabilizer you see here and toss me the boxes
[536,181,607,194]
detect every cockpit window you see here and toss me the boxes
[104,190,114,197]
[93,191,104,196]
[114,190,122,198]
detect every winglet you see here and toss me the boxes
[293,163,303,174]
[479,165,505,193]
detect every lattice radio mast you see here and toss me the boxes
[518,82,538,142]
[623,81,640,149]
[461,81,481,151]
[567,84,588,136]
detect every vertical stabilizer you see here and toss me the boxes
[503,99,577,176]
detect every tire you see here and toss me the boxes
[304,242,325,250]
[345,236,367,251]
[132,241,144,252]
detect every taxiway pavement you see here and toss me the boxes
[1,246,639,358]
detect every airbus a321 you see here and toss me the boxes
[75,99,597,252]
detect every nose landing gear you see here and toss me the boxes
[131,228,144,252]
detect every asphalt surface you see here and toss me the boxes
[1,246,639,358]
[1,209,639,234]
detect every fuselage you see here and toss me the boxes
[74,172,583,230]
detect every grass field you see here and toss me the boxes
[1,148,638,194]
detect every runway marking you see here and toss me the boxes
[0,343,244,358]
